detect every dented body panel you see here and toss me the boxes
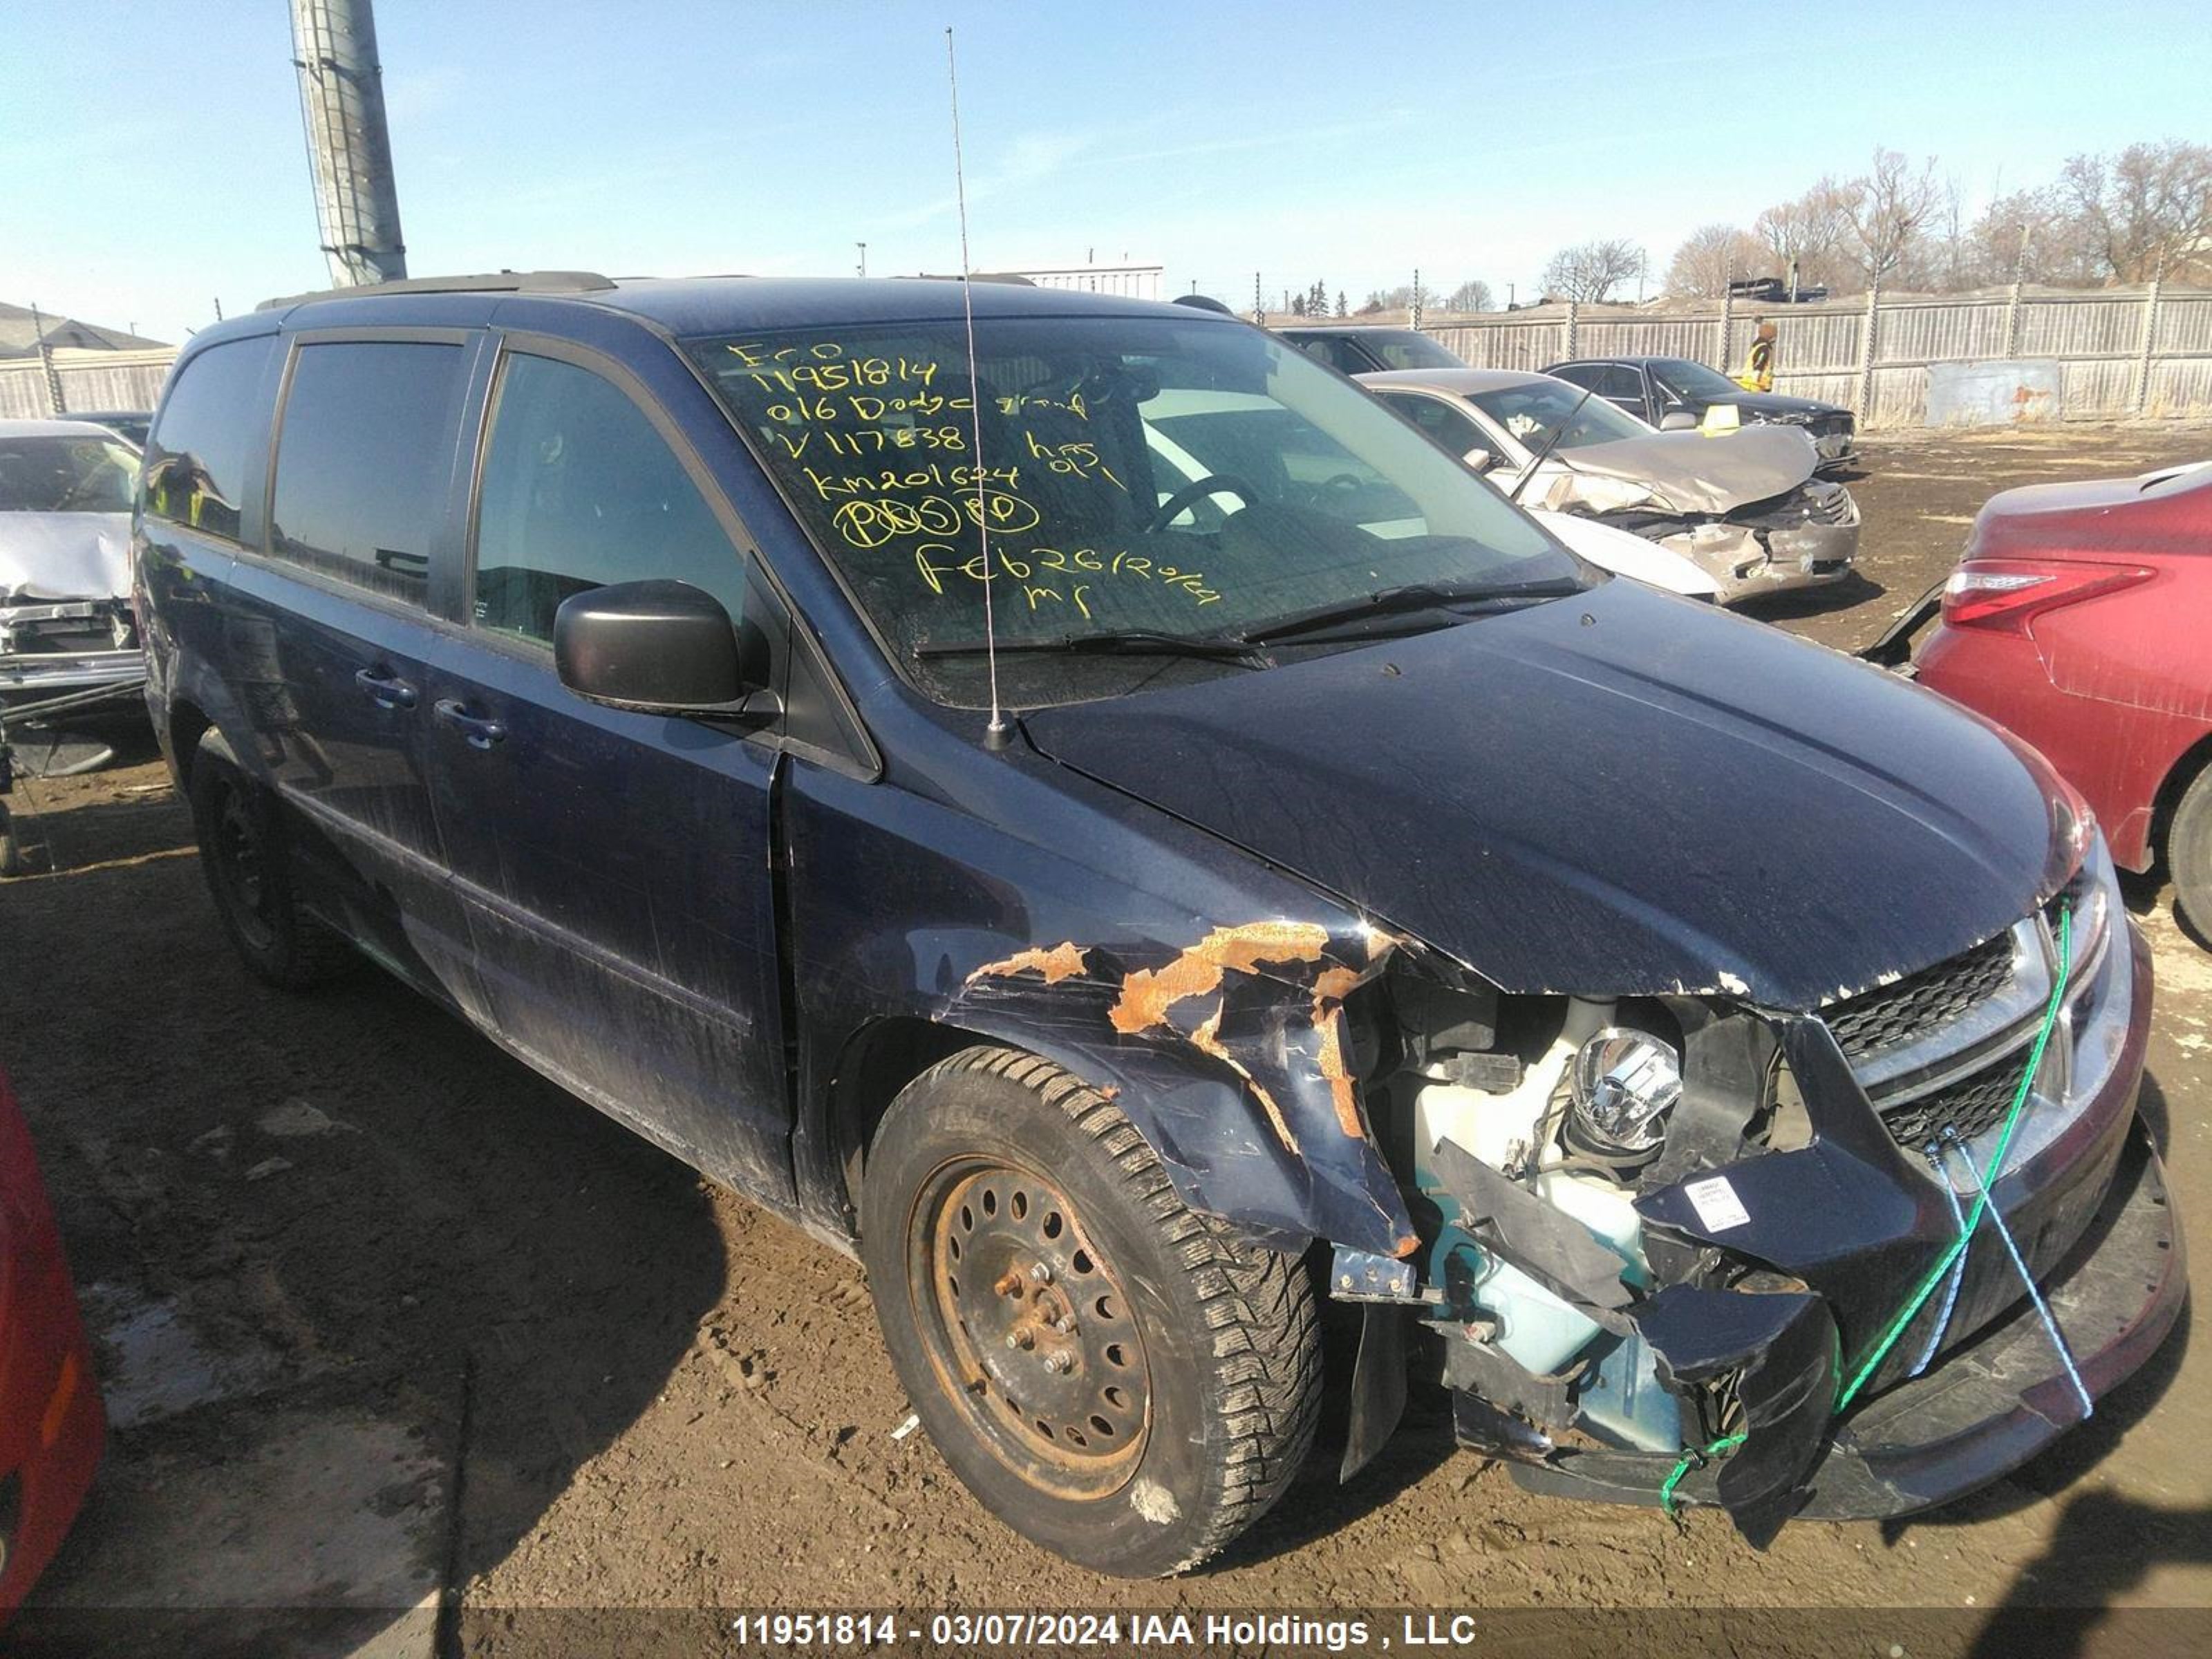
[777,705,1418,1257]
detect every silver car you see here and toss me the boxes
[1361,368,1860,603]
[0,418,144,699]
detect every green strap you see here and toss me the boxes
[1662,903,2074,1508]
[1660,1432,1747,1515]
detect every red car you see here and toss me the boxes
[1871,460,2212,934]
[0,1069,103,1622]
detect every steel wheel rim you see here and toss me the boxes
[906,1158,1152,1499]
[214,786,275,950]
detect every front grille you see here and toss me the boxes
[1826,932,2015,1065]
[1730,483,1853,529]
[1878,1050,2034,1151]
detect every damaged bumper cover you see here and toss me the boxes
[1626,481,1860,602]
[1493,1118,2180,1527]
[1406,884,2180,1541]
[0,599,143,698]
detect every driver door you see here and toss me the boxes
[422,339,794,1201]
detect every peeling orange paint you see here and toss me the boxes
[1109,920,1332,1035]
[964,941,1089,986]
[1309,963,1367,1139]
[1190,1009,1300,1155]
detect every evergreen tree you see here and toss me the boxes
[1335,290,1348,316]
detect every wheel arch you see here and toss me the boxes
[2150,727,2212,872]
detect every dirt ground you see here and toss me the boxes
[4,423,2211,1657]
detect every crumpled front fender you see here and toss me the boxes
[947,920,1418,1257]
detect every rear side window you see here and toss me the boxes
[270,341,469,603]
[1595,364,1646,402]
[1294,336,1371,375]
[143,335,276,542]
[1379,393,1492,460]
[471,352,744,646]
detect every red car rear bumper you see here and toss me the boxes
[0,1074,104,1621]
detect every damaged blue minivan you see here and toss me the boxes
[136,274,2183,1575]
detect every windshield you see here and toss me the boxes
[1649,357,1743,402]
[1468,379,1652,453]
[688,316,1580,707]
[0,433,140,514]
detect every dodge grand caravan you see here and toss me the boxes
[137,273,2182,1576]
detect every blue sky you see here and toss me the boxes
[6,1,2207,343]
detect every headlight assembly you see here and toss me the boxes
[1566,1028,1683,1160]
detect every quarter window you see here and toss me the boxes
[142,334,277,542]
[471,352,744,646]
[270,341,469,602]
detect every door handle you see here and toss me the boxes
[354,666,418,710]
[433,698,507,750]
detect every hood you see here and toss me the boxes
[1546,426,1815,514]
[1024,579,2074,1011]
[1721,392,1841,420]
[0,513,133,603]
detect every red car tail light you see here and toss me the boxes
[1940,559,2155,634]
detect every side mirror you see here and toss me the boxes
[1463,447,1497,474]
[1658,411,1700,432]
[554,579,765,713]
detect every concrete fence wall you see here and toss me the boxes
[1318,283,2212,429]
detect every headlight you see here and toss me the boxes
[1568,1029,1683,1157]
[2067,833,2117,982]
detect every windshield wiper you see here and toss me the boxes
[915,629,1265,664]
[1237,579,1582,644]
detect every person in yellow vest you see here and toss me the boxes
[1736,320,1777,393]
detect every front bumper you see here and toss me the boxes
[1658,518,1858,603]
[0,647,144,700]
[1457,912,2180,1530]
[1495,1114,2182,1520]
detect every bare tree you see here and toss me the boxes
[1970,186,2101,287]
[1664,223,1766,299]
[1753,178,1856,293]
[1540,238,1648,302]
[2057,140,2212,282]
[1445,279,1494,312]
[1847,149,1942,285]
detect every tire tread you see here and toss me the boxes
[910,1044,1322,1571]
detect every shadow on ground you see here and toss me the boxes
[4,776,729,1656]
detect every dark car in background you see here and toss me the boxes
[138,272,2177,1575]
[1869,460,2212,937]
[1544,355,1858,471]
[64,412,151,451]
[1277,325,1466,375]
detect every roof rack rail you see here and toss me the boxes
[256,270,617,312]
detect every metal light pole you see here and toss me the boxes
[856,242,868,278]
[290,0,408,286]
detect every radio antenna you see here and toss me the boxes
[944,26,1012,750]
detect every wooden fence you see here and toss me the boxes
[1302,282,2212,428]
[0,348,178,422]
[10,283,2212,430]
